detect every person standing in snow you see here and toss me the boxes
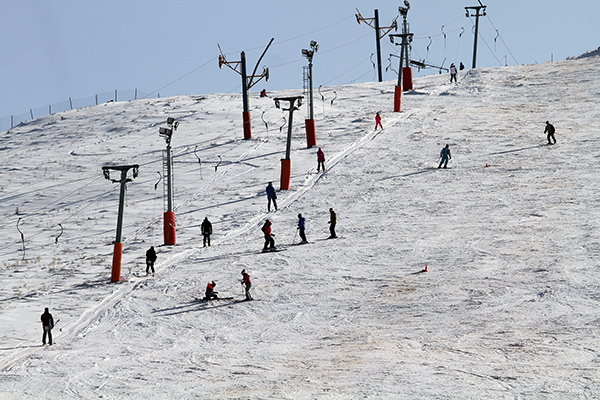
[450,63,458,83]
[145,246,157,276]
[241,269,253,300]
[459,62,465,71]
[317,147,326,172]
[297,213,308,244]
[544,121,556,145]
[41,307,54,345]
[328,208,337,239]
[204,280,218,300]
[262,219,275,252]
[201,217,212,247]
[266,182,277,212]
[375,112,383,130]
[438,144,451,169]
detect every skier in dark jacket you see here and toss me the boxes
[328,208,337,239]
[41,307,54,345]
[297,213,308,243]
[438,144,451,169]
[262,219,275,251]
[201,217,212,247]
[204,280,218,300]
[317,148,326,172]
[266,182,277,212]
[544,121,556,144]
[146,246,157,276]
[241,269,253,300]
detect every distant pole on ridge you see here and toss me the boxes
[465,2,487,69]
[302,40,319,148]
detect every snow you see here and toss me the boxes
[1,54,600,398]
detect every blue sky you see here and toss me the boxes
[1,0,598,118]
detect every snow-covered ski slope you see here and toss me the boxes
[1,55,599,398]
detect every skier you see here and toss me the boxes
[241,269,253,300]
[438,144,452,169]
[40,307,54,345]
[328,208,337,239]
[266,182,278,212]
[297,213,308,244]
[544,121,556,145]
[375,112,383,130]
[317,147,326,172]
[201,217,212,247]
[145,246,157,276]
[450,63,458,83]
[204,280,218,300]
[262,219,275,252]
[459,62,465,71]
[260,89,268,98]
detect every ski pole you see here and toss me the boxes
[292,228,298,245]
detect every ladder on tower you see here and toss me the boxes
[302,66,310,119]
[162,150,173,212]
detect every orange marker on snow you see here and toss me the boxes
[424,264,428,272]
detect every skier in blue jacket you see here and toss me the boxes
[266,182,277,212]
[297,213,307,244]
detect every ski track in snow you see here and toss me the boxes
[1,57,600,398]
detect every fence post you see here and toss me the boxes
[96,94,98,105]
[115,89,117,102]
[69,97,73,110]
[49,105,52,115]
[135,88,137,100]
[11,115,13,128]
[30,109,33,119]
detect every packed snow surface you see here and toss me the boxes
[1,55,600,399]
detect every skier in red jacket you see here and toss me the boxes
[262,219,275,252]
[241,269,253,300]
[203,280,218,300]
[375,112,383,130]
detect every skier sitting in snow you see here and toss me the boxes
[204,280,218,300]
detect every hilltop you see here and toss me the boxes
[1,55,600,398]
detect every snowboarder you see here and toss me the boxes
[297,213,308,243]
[450,63,458,83]
[438,144,452,169]
[266,182,277,212]
[544,121,556,145]
[204,280,218,300]
[317,147,326,172]
[260,89,268,98]
[40,307,54,345]
[145,246,157,276]
[201,217,212,247]
[375,112,383,130]
[328,208,337,238]
[241,269,253,300]
[262,219,275,251]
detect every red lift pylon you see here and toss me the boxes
[218,39,273,140]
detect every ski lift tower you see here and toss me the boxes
[102,164,139,282]
[159,117,178,245]
[465,1,487,68]
[302,40,318,148]
[389,3,413,113]
[274,96,303,190]
[218,39,273,140]
[399,1,413,91]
